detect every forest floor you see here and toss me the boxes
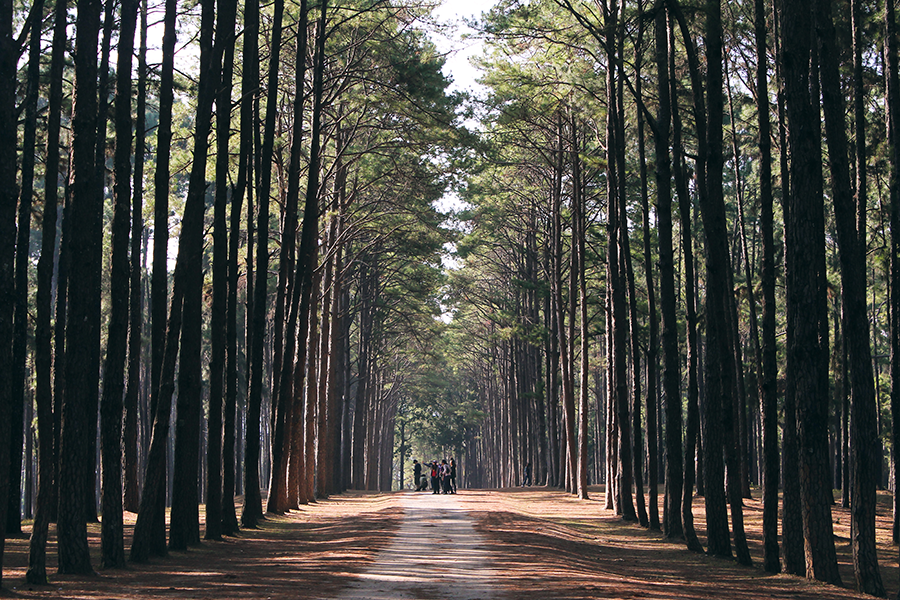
[1,486,896,599]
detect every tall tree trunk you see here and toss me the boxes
[696,0,751,564]
[99,0,138,568]
[243,0,285,529]
[207,0,237,540]
[27,0,68,583]
[755,0,781,574]
[653,3,681,538]
[147,0,176,549]
[887,0,900,558]
[817,0,884,592]
[168,0,225,550]
[268,0,309,514]
[781,0,842,584]
[223,0,259,536]
[82,0,115,524]
[58,0,102,573]
[573,123,589,501]
[124,0,148,515]
[604,5,634,515]
[8,0,44,538]
[772,0,805,575]
[635,0,659,530]
[0,0,17,583]
[668,15,702,553]
[725,52,759,502]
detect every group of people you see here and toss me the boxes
[412,458,456,494]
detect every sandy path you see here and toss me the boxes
[331,491,498,600]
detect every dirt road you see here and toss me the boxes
[333,492,496,600]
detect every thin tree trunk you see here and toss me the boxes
[243,0,285,529]
[207,0,238,540]
[817,0,884,592]
[635,0,659,530]
[124,0,148,515]
[223,0,259,536]
[268,0,309,514]
[573,123,589,501]
[168,0,226,549]
[147,0,176,550]
[772,0,805,575]
[887,0,900,561]
[653,3,681,538]
[668,15,702,553]
[0,0,18,583]
[755,0,781,574]
[7,0,44,538]
[99,0,138,568]
[27,0,68,582]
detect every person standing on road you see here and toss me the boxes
[413,459,424,491]
[522,462,532,487]
[449,458,457,493]
[430,460,440,494]
[440,459,451,494]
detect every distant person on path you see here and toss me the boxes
[440,459,452,494]
[430,460,440,494]
[522,462,532,487]
[413,459,425,491]
[449,458,457,493]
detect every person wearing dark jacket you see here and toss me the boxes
[430,461,440,494]
[413,459,425,491]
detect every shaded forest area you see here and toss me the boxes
[0,0,469,587]
[3,0,900,597]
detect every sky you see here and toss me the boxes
[429,0,500,97]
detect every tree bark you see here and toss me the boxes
[58,0,102,573]
[123,0,148,515]
[887,0,900,562]
[243,0,285,529]
[754,0,781,574]
[147,0,176,548]
[781,0,841,583]
[169,0,233,550]
[816,0,884,592]
[0,0,17,583]
[99,0,139,568]
[668,15,702,553]
[207,0,238,540]
[27,0,68,583]
[653,3,681,538]
[7,0,44,538]
[635,0,659,530]
[268,0,309,514]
